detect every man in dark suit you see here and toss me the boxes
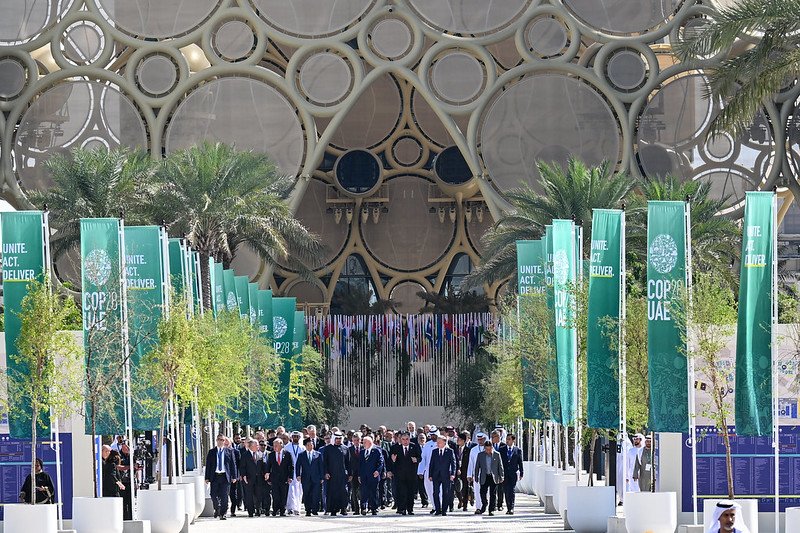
[204,435,238,520]
[502,434,524,515]
[358,435,385,515]
[238,439,262,517]
[266,439,293,516]
[348,432,363,514]
[296,437,324,516]
[490,430,508,511]
[475,441,504,516]
[323,433,350,516]
[229,435,244,516]
[454,431,472,511]
[257,440,271,514]
[306,425,325,451]
[389,431,421,515]
[428,434,456,516]
[379,430,394,508]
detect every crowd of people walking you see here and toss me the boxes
[204,422,524,520]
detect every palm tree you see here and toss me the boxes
[417,290,490,314]
[674,0,800,137]
[153,142,321,309]
[30,147,157,261]
[628,175,740,287]
[463,158,637,288]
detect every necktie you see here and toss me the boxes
[366,449,370,459]
[508,447,513,458]
[404,446,408,456]
[217,448,223,472]
[440,449,443,457]
[307,451,311,463]
[277,453,282,466]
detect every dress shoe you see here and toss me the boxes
[361,507,367,514]
[312,511,318,515]
[272,511,277,516]
[213,511,218,518]
[442,512,447,516]
[434,511,441,516]
[306,511,311,516]
[489,511,494,516]
[294,510,299,516]
[248,513,254,517]
[430,509,436,514]
[407,511,414,515]
[280,511,286,516]
[475,510,483,515]
[220,516,226,521]
[231,512,236,517]
[508,510,514,515]
[371,510,378,516]
[340,511,348,516]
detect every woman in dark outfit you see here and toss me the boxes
[19,458,55,504]
[103,449,126,497]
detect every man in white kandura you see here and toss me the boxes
[286,431,304,516]
[417,426,439,513]
[625,433,644,494]
[707,500,750,533]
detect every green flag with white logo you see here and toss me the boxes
[269,297,296,427]
[552,219,577,426]
[248,283,258,326]
[735,191,775,436]
[544,226,561,424]
[124,226,166,430]
[81,218,127,435]
[235,275,249,320]
[222,269,237,313]
[587,210,623,429]
[289,310,306,429]
[246,289,274,427]
[517,239,547,420]
[2,211,48,438]
[211,261,224,316]
[647,201,689,433]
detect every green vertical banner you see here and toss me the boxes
[235,275,249,320]
[248,283,259,326]
[587,209,623,429]
[212,262,224,316]
[269,297,296,427]
[167,239,185,298]
[544,226,561,424]
[2,211,48,438]
[647,201,689,433]
[182,245,194,312]
[124,226,165,429]
[246,289,274,427]
[81,218,126,434]
[222,269,237,313]
[516,240,547,420]
[189,251,201,313]
[290,310,306,429]
[257,289,274,340]
[552,219,577,426]
[735,192,775,436]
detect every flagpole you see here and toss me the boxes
[772,191,779,528]
[619,209,628,501]
[684,201,697,524]
[118,217,137,518]
[575,224,582,485]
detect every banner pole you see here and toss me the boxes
[619,210,628,502]
[575,224,582,485]
[118,218,137,518]
[772,192,779,528]
[684,201,698,525]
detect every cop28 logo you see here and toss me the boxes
[84,249,112,286]
[226,292,238,311]
[273,316,288,339]
[649,234,678,274]
[553,250,569,285]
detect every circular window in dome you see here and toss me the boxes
[334,149,382,195]
[434,146,472,185]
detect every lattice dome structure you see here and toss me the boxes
[1,0,797,312]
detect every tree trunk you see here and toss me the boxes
[200,252,212,310]
[721,414,734,499]
[91,411,98,498]
[31,412,37,505]
[157,396,169,490]
[587,429,597,486]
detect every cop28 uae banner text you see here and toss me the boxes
[552,219,577,426]
[516,239,547,420]
[735,192,775,436]
[647,201,689,433]
[544,226,561,424]
[124,226,166,429]
[81,218,127,434]
[2,211,48,438]
[267,297,296,427]
[587,209,623,429]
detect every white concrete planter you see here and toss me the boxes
[164,483,195,524]
[555,476,576,516]
[72,497,123,533]
[702,498,758,533]
[519,461,536,494]
[187,475,205,519]
[567,486,616,533]
[3,503,57,533]
[544,469,562,498]
[138,489,185,533]
[787,507,800,533]
[624,491,677,533]
[531,463,549,496]
[536,466,556,499]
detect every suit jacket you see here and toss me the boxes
[454,444,470,479]
[323,443,350,480]
[348,444,364,480]
[267,450,294,484]
[308,437,325,451]
[429,446,456,482]
[501,445,524,481]
[296,449,324,485]
[204,446,238,483]
[389,442,421,481]
[474,450,504,485]
[358,446,385,485]
[238,448,260,482]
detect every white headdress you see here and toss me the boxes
[707,500,750,533]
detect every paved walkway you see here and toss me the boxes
[193,493,568,532]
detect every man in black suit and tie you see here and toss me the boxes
[502,434,524,515]
[266,439,293,516]
[454,431,472,511]
[428,434,456,516]
[323,433,350,516]
[348,432,363,514]
[257,440,271,514]
[490,430,508,511]
[389,431,421,515]
[358,435,385,515]
[238,439,262,517]
[306,425,325,451]
[296,437,324,516]
[204,435,238,520]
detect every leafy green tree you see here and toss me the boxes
[9,280,82,503]
[464,159,636,288]
[153,143,321,309]
[674,0,800,137]
[29,147,157,262]
[417,290,490,314]
[292,345,348,426]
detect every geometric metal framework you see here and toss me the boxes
[1,0,797,313]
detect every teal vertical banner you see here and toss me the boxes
[735,191,775,436]
[2,211,47,438]
[290,310,306,429]
[587,209,623,429]
[516,239,547,420]
[235,275,249,320]
[269,297,296,427]
[552,219,577,426]
[222,269,237,313]
[248,283,258,325]
[257,290,273,340]
[167,239,185,298]
[124,226,165,430]
[544,226,561,424]
[81,218,126,434]
[647,201,689,433]
[212,261,224,316]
